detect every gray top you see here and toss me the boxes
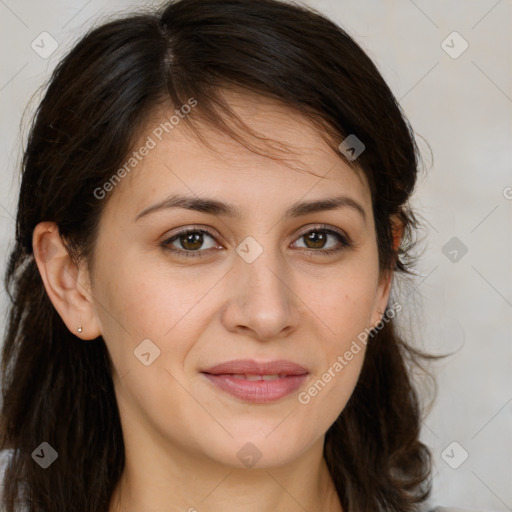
[430,509,494,512]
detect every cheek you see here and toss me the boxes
[298,312,369,436]
[93,242,192,331]
[91,250,219,375]
[305,259,379,337]
[296,262,377,421]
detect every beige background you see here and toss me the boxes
[0,1,511,510]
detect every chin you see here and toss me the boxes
[205,434,311,470]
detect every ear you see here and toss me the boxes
[32,221,102,340]
[371,214,404,326]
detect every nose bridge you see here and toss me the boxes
[222,233,298,339]
[238,234,290,304]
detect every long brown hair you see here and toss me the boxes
[1,1,433,510]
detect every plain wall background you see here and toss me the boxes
[0,0,511,510]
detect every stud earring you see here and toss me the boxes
[77,326,83,333]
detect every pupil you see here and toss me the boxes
[182,232,202,250]
[306,232,326,249]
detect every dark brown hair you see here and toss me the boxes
[1,0,433,511]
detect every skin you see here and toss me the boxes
[33,90,400,512]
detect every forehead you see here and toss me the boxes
[103,90,371,218]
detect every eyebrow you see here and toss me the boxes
[133,193,366,224]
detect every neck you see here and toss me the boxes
[109,437,343,512]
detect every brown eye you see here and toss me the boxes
[179,232,205,251]
[292,226,351,255]
[303,231,329,249]
[162,228,219,258]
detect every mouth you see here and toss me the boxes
[219,373,293,380]
[201,359,309,403]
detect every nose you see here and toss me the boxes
[220,244,300,341]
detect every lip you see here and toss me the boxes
[201,359,309,404]
[202,359,309,376]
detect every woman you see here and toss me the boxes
[0,0,467,511]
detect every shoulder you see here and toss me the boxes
[0,448,14,470]
[0,449,29,512]
[0,449,15,497]
[0,448,13,479]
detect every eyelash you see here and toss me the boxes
[161,224,352,259]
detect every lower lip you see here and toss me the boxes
[202,373,308,403]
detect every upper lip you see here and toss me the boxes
[202,359,309,376]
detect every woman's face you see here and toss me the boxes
[87,91,392,469]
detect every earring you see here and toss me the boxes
[77,326,83,333]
